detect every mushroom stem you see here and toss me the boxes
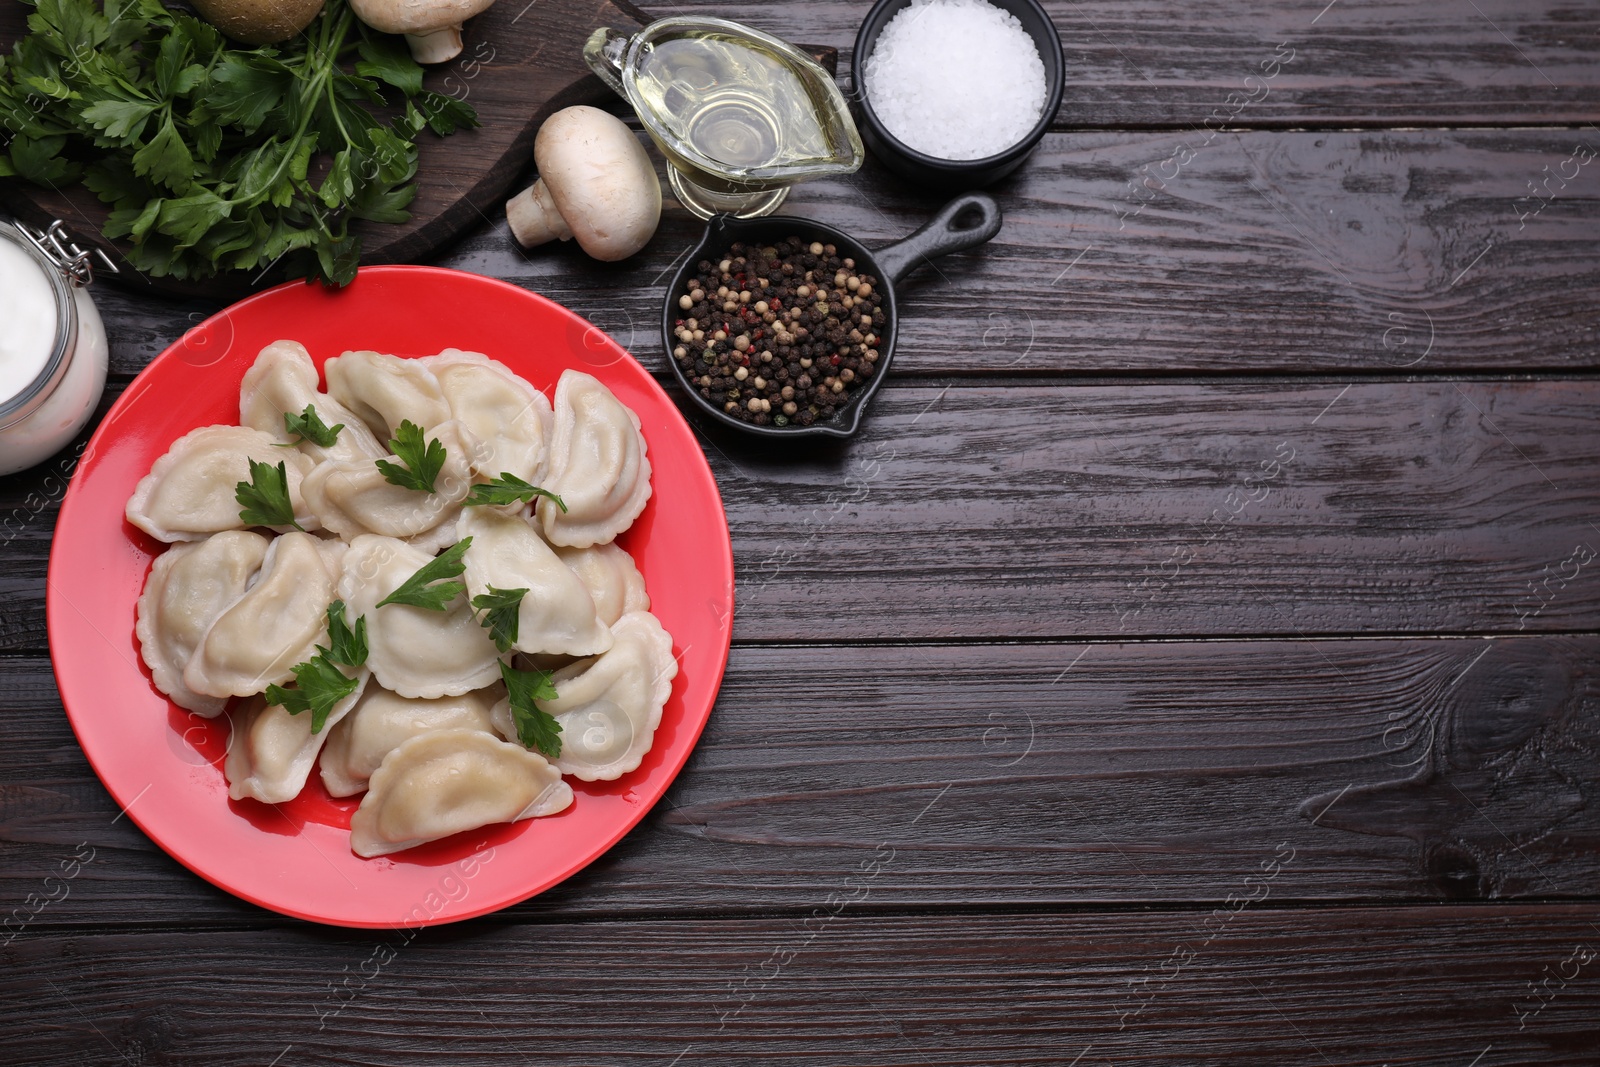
[506,180,574,248]
[404,25,464,64]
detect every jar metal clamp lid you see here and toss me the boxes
[0,219,118,432]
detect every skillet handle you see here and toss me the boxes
[873,193,1003,287]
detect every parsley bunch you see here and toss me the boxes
[0,0,477,285]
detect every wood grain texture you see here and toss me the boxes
[708,377,1600,640]
[4,377,1596,649]
[71,129,1600,378]
[3,636,1596,925]
[699,0,1600,128]
[2,907,1598,1064]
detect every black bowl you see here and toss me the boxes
[662,193,1003,440]
[850,0,1065,189]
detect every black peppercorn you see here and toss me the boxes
[677,236,886,427]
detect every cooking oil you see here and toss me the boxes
[631,28,854,190]
[585,18,863,217]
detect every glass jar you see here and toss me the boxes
[0,220,113,477]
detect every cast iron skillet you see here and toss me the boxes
[661,193,1004,439]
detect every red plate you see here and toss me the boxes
[47,267,734,928]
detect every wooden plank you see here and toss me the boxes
[4,378,1596,649]
[687,0,1600,128]
[84,129,1600,379]
[708,377,1600,639]
[2,906,1597,1063]
[5,634,1597,925]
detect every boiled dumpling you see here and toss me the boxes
[312,536,349,578]
[183,531,338,698]
[402,520,463,557]
[225,670,369,804]
[239,340,385,465]
[516,651,579,674]
[456,507,612,657]
[300,420,475,543]
[349,729,572,857]
[425,349,552,484]
[135,531,270,716]
[493,611,675,781]
[339,535,502,699]
[556,542,650,627]
[319,683,501,798]
[324,350,452,438]
[125,425,317,542]
[536,370,651,548]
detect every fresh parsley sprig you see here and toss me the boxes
[0,0,478,286]
[283,405,344,448]
[375,420,446,493]
[500,660,561,758]
[465,473,567,510]
[471,586,527,654]
[375,537,472,611]
[264,655,359,733]
[324,600,368,668]
[235,458,303,530]
[262,602,367,732]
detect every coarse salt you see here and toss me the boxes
[864,0,1048,161]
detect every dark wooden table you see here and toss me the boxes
[4,1,1600,1062]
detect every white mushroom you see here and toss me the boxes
[347,0,495,64]
[505,105,663,262]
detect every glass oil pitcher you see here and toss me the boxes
[584,17,865,219]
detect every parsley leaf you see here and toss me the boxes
[354,33,422,96]
[464,472,568,510]
[208,53,288,133]
[235,459,303,530]
[264,654,360,733]
[323,600,367,668]
[81,98,158,142]
[374,420,446,493]
[374,537,472,611]
[283,404,344,448]
[413,91,479,137]
[129,113,194,191]
[499,660,561,758]
[471,586,527,654]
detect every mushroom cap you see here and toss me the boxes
[533,105,662,262]
[347,0,495,37]
[190,0,326,45]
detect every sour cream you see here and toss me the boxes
[0,237,57,402]
[0,222,109,477]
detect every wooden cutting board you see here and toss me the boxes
[0,0,835,300]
